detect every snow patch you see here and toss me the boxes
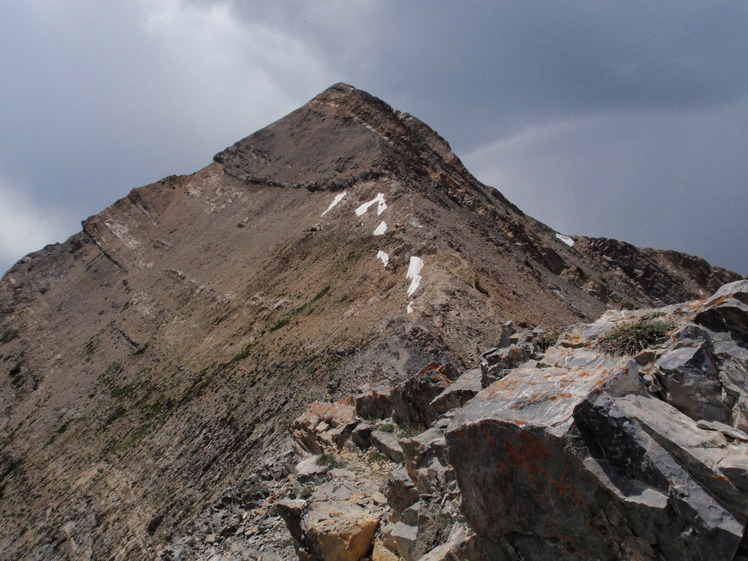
[555,233,574,247]
[377,251,389,267]
[355,193,387,216]
[407,302,414,314]
[321,192,347,216]
[373,221,387,236]
[407,256,424,297]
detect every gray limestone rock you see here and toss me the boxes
[383,467,419,523]
[655,344,731,422]
[354,388,394,420]
[391,362,459,429]
[400,425,454,495]
[294,457,331,483]
[431,367,482,416]
[695,280,748,343]
[391,503,420,561]
[370,430,404,463]
[479,345,528,388]
[446,354,747,561]
[350,422,374,450]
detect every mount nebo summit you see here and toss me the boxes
[0,84,743,561]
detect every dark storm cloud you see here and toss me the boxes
[1,1,746,275]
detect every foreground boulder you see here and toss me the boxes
[446,280,748,561]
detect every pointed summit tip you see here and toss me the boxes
[214,83,471,192]
[309,82,398,119]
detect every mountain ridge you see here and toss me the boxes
[0,84,742,560]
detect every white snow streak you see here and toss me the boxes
[355,193,387,216]
[377,250,389,267]
[407,302,414,314]
[373,221,387,236]
[406,256,424,297]
[321,192,347,216]
[555,233,574,247]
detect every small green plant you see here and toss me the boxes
[0,330,19,346]
[132,343,149,356]
[101,405,126,429]
[534,329,561,352]
[317,452,346,469]
[366,448,387,462]
[0,422,23,451]
[599,318,673,355]
[83,337,98,357]
[378,423,396,433]
[226,342,254,366]
[45,421,70,446]
[641,311,666,320]
[473,277,490,296]
[413,508,455,558]
[310,285,331,305]
[269,318,290,332]
[8,359,24,389]
[111,383,138,399]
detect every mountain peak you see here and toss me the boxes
[214,83,471,192]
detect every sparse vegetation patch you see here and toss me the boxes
[599,317,673,355]
[535,329,561,352]
[0,330,19,346]
[111,383,138,399]
[474,277,490,296]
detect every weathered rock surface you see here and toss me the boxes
[431,367,482,415]
[275,281,748,561]
[391,362,459,429]
[447,280,748,561]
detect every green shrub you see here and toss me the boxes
[534,329,561,352]
[378,423,395,433]
[599,318,673,355]
[111,383,138,399]
[310,285,331,304]
[269,318,290,332]
[317,452,346,469]
[413,508,455,559]
[641,311,666,320]
[473,277,490,296]
[101,406,126,428]
[0,330,18,345]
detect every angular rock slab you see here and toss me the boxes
[446,361,747,561]
[292,401,357,454]
[301,501,380,561]
[280,499,381,561]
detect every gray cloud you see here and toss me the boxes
[0,1,746,275]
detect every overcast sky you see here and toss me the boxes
[1,1,746,276]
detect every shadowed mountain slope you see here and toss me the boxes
[0,84,740,560]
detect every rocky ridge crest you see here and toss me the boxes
[264,280,748,561]
[0,84,742,560]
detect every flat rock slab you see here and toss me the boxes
[371,430,404,463]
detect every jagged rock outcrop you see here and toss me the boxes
[0,84,742,560]
[280,280,748,561]
[448,280,748,560]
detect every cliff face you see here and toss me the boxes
[0,84,741,560]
